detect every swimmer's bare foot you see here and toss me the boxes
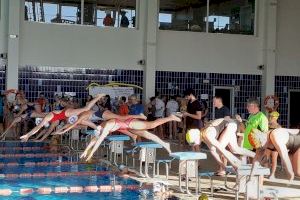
[20,135,30,142]
[174,112,183,118]
[86,154,93,162]
[170,114,181,122]
[80,150,88,159]
[139,113,147,120]
[269,175,276,180]
[164,142,171,154]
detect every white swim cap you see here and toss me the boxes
[35,118,42,125]
[68,115,78,124]
[186,129,201,145]
[35,118,50,128]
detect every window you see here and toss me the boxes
[95,1,136,28]
[159,0,207,32]
[25,0,81,24]
[24,0,137,28]
[159,0,255,35]
[209,0,255,34]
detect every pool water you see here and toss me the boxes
[0,142,153,200]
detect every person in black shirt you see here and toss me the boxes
[213,96,230,119]
[213,96,231,176]
[183,88,204,151]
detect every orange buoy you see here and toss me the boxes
[99,185,112,192]
[54,187,69,194]
[126,185,139,190]
[84,185,98,193]
[19,173,32,178]
[37,187,52,195]
[7,162,18,167]
[69,186,84,193]
[24,162,35,166]
[20,188,34,195]
[32,173,46,177]
[114,185,123,192]
[0,189,12,196]
[46,172,57,177]
[6,174,19,179]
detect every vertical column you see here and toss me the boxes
[6,0,22,89]
[141,0,158,102]
[260,0,277,102]
[0,0,9,54]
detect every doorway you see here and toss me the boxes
[288,90,300,128]
[213,86,234,119]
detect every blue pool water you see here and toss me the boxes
[0,142,153,200]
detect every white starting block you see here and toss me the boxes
[225,164,270,200]
[170,152,207,195]
[106,135,130,166]
[134,142,163,178]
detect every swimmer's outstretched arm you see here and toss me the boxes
[20,114,53,142]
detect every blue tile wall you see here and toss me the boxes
[155,71,262,119]
[0,65,5,92]
[275,76,300,127]
[18,66,143,104]
[14,66,300,126]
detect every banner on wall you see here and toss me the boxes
[89,87,134,99]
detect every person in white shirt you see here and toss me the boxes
[166,96,179,139]
[154,94,165,139]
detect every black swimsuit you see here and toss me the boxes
[268,131,300,154]
[94,110,104,118]
[286,132,300,154]
[25,104,35,118]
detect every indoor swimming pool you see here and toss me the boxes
[0,141,153,200]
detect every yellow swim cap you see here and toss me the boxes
[186,129,201,145]
[269,111,279,118]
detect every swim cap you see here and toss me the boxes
[269,111,279,118]
[35,118,49,128]
[248,128,268,149]
[118,164,126,170]
[68,115,78,124]
[186,129,201,145]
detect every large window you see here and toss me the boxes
[159,0,207,32]
[24,0,137,28]
[209,0,255,34]
[159,0,255,35]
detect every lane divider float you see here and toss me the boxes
[0,147,43,151]
[0,184,152,196]
[0,153,64,158]
[0,170,110,179]
[0,161,96,167]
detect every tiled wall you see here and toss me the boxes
[0,65,6,92]
[155,71,262,119]
[15,66,300,126]
[18,66,143,104]
[275,76,300,127]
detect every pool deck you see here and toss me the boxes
[125,140,300,200]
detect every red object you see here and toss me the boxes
[50,110,67,122]
[264,95,279,112]
[20,188,34,195]
[37,187,52,195]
